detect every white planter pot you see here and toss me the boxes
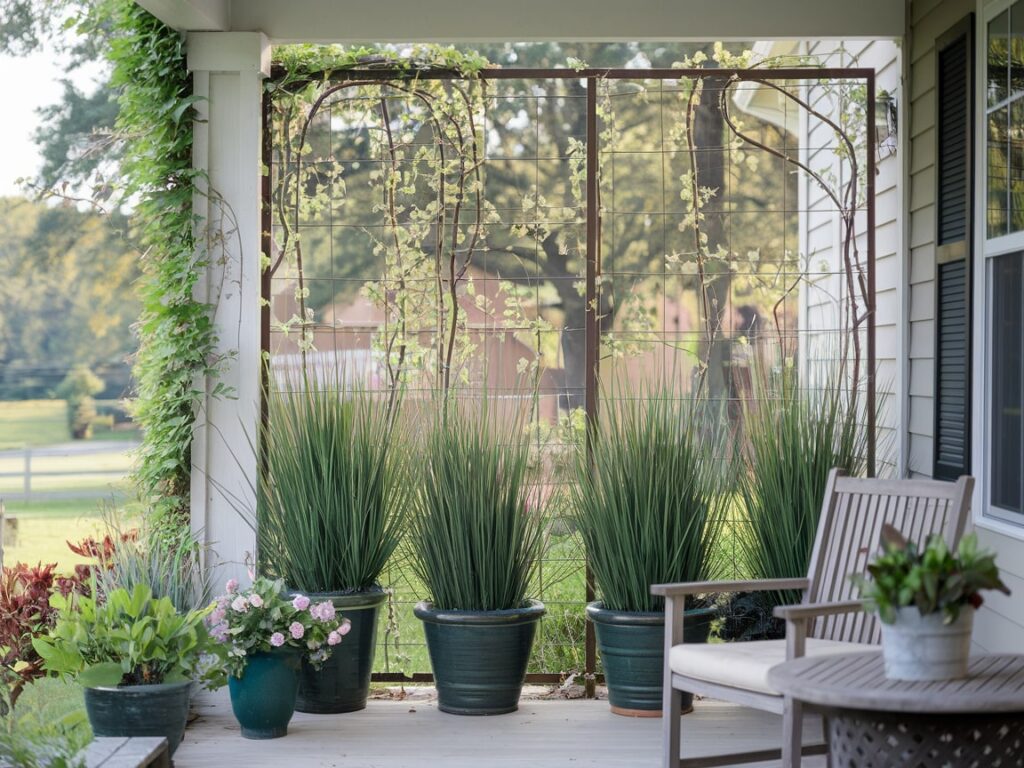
[880,606,974,681]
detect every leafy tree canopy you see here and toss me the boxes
[0,197,139,398]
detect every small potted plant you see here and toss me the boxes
[855,525,1010,681]
[410,401,545,716]
[208,576,350,738]
[32,584,212,756]
[570,386,723,716]
[258,380,408,714]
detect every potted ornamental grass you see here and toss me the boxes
[569,384,724,716]
[32,584,213,756]
[855,525,1010,681]
[258,377,409,713]
[731,358,864,638]
[410,400,545,716]
[208,576,350,738]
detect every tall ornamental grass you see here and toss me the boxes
[98,520,210,613]
[257,378,408,593]
[569,385,725,614]
[737,361,866,605]
[410,401,542,612]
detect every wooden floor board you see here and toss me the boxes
[175,691,827,767]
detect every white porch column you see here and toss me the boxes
[187,32,270,588]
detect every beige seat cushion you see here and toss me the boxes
[669,639,876,696]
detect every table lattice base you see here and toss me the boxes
[825,709,1024,768]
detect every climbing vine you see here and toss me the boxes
[99,2,220,526]
[268,45,494,397]
[267,45,871,406]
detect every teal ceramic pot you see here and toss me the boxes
[84,680,191,756]
[228,647,303,739]
[414,600,545,716]
[586,601,717,717]
[293,588,387,714]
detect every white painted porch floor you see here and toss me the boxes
[175,689,829,768]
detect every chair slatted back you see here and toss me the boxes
[804,469,973,645]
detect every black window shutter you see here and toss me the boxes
[934,16,974,481]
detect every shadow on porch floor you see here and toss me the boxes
[174,690,828,767]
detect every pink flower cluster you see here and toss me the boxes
[310,600,336,622]
[327,620,352,646]
[210,579,353,674]
[208,598,230,642]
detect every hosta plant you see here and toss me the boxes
[854,525,1010,624]
[208,576,351,680]
[32,584,213,688]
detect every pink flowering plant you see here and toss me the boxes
[207,576,350,680]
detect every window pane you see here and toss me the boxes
[991,10,1010,106]
[989,107,1010,237]
[991,253,1024,515]
[1012,100,1024,233]
[1013,3,1024,97]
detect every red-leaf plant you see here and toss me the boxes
[0,533,123,706]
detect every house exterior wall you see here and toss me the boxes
[905,0,1024,652]
[800,39,903,476]
[797,0,1024,650]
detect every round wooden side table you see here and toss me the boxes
[767,651,1024,768]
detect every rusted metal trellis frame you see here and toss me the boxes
[260,65,877,692]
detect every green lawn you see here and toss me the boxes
[0,400,140,569]
[0,400,69,448]
[3,514,112,569]
[0,399,140,450]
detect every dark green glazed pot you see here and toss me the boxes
[587,601,717,717]
[294,588,386,714]
[415,600,545,716]
[228,647,303,739]
[84,680,191,756]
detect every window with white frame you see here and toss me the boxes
[984,0,1024,523]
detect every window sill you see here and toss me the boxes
[974,507,1024,540]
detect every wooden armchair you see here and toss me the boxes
[652,469,973,768]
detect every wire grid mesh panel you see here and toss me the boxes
[263,65,876,681]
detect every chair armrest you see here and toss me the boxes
[773,600,863,621]
[650,577,809,598]
[775,600,865,660]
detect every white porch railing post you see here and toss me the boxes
[23,446,30,502]
[187,31,271,590]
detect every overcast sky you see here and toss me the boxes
[0,41,105,197]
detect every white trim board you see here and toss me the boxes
[137,0,904,42]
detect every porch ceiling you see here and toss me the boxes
[135,0,904,43]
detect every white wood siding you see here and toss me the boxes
[907,0,1024,656]
[802,40,903,476]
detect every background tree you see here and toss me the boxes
[1,0,120,190]
[0,198,140,399]
[55,364,104,438]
